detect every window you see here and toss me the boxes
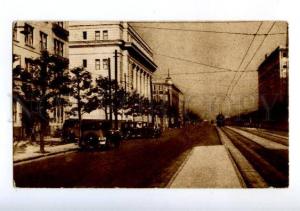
[53,105,64,123]
[103,59,108,69]
[25,58,33,71]
[95,31,100,40]
[83,59,87,68]
[24,24,34,46]
[103,30,108,40]
[95,59,100,70]
[13,100,17,123]
[83,31,87,40]
[57,22,64,28]
[282,52,288,58]
[40,31,47,51]
[54,39,64,56]
[13,54,21,65]
[13,23,18,41]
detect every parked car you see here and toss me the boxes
[120,121,162,139]
[62,119,80,143]
[62,119,122,150]
[145,123,162,138]
[120,122,134,140]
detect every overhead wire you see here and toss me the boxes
[153,52,237,72]
[132,25,286,36]
[222,22,263,105]
[225,22,276,101]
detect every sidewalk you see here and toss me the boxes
[13,139,79,163]
[169,145,244,188]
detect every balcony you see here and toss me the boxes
[52,23,69,41]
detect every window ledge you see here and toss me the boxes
[25,44,35,49]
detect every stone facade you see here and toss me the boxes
[258,46,288,110]
[13,21,69,138]
[152,74,184,128]
[68,22,157,122]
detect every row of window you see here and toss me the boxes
[13,23,64,56]
[82,59,109,70]
[82,30,108,40]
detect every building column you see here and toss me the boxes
[148,75,152,101]
[145,74,148,99]
[136,67,140,93]
[122,50,128,87]
[139,68,142,96]
[142,70,145,96]
[133,64,136,91]
[143,72,146,97]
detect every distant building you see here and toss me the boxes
[68,22,157,122]
[152,71,184,128]
[257,46,288,129]
[13,21,69,138]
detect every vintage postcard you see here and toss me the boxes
[12,21,288,188]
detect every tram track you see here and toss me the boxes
[221,127,289,187]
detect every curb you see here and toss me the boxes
[13,147,78,164]
[166,148,193,188]
[216,127,247,188]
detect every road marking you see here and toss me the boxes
[217,127,268,188]
[227,126,288,150]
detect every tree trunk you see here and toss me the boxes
[78,99,82,140]
[105,106,108,120]
[39,121,45,153]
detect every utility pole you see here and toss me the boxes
[108,58,113,127]
[114,50,118,130]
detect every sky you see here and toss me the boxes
[131,21,288,120]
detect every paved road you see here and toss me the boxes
[221,127,288,187]
[14,122,221,188]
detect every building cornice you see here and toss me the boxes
[70,39,157,72]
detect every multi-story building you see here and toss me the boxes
[68,21,157,122]
[257,46,288,129]
[13,21,69,138]
[152,71,184,128]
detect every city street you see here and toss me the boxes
[12,21,289,189]
[14,122,221,188]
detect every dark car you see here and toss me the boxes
[62,119,80,143]
[121,121,162,139]
[120,122,134,140]
[62,119,121,149]
[144,123,162,138]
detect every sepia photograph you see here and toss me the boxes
[12,21,289,188]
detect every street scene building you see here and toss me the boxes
[13,21,69,139]
[68,21,157,123]
[152,71,184,129]
[226,45,289,130]
[257,46,289,129]
[13,21,289,189]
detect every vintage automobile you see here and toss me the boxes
[145,123,162,138]
[120,121,162,139]
[62,119,121,149]
[120,122,135,140]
